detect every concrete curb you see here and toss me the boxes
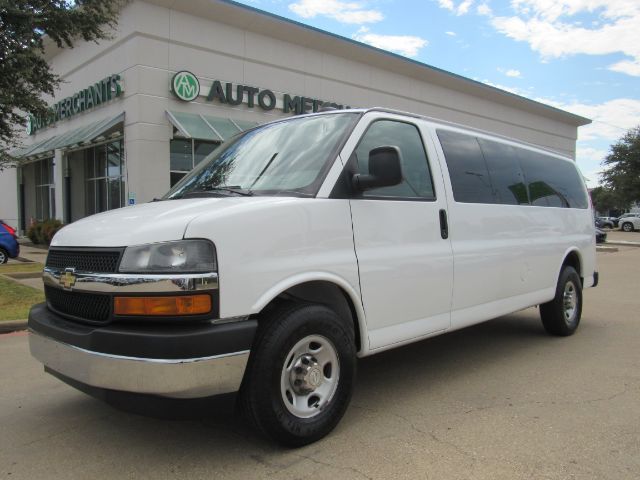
[605,241,640,247]
[0,320,27,334]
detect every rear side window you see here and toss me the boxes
[477,138,529,205]
[438,129,588,209]
[436,130,494,203]
[518,149,588,209]
[354,120,435,199]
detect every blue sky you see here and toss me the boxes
[234,0,640,187]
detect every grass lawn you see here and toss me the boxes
[0,276,44,321]
[0,262,44,274]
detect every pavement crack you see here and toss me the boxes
[294,453,373,480]
[460,383,637,415]
[391,412,477,465]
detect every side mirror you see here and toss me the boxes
[352,146,403,191]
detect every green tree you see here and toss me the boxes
[601,126,640,208]
[590,186,625,214]
[0,0,122,168]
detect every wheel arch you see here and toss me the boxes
[251,274,368,355]
[559,248,583,284]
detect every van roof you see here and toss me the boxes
[288,107,576,160]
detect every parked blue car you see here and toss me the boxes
[0,220,19,264]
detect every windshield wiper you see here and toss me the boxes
[181,186,253,198]
[249,153,278,189]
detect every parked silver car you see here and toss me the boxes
[619,215,640,232]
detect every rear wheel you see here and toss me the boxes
[0,248,8,264]
[540,266,582,336]
[239,303,356,447]
[621,222,634,232]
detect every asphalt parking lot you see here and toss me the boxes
[1,247,639,480]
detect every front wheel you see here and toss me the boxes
[621,222,634,232]
[239,303,356,447]
[540,266,582,336]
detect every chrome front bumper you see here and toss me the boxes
[29,330,249,399]
[42,268,219,294]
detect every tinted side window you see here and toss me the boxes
[518,149,588,209]
[437,129,495,203]
[354,120,435,199]
[477,139,529,205]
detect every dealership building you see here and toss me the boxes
[0,0,590,232]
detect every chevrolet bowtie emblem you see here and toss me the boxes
[60,269,77,290]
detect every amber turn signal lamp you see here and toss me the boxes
[114,295,212,316]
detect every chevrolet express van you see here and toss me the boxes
[29,108,597,446]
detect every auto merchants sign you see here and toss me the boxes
[26,74,124,135]
[170,71,351,115]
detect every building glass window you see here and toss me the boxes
[35,158,55,220]
[85,140,125,215]
[170,138,218,186]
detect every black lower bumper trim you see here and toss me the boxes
[28,303,257,359]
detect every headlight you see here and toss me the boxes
[119,240,216,273]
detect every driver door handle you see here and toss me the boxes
[439,209,449,239]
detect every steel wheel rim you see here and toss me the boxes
[563,280,578,323]
[0,250,6,263]
[280,334,340,419]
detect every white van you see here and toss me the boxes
[29,108,597,446]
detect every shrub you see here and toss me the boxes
[27,219,64,245]
[26,223,41,244]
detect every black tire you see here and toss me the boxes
[0,248,8,264]
[540,266,582,336]
[621,222,634,232]
[239,303,356,447]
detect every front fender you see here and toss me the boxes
[251,272,370,356]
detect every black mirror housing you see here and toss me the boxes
[352,146,403,191]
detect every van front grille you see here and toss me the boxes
[45,286,111,324]
[46,248,123,273]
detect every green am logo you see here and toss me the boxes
[172,71,200,101]
[26,115,33,135]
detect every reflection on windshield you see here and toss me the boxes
[164,113,359,199]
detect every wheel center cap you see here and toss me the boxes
[308,367,322,388]
[290,354,323,394]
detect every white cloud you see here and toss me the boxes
[576,146,607,163]
[477,3,492,16]
[352,27,428,57]
[575,146,609,186]
[540,98,640,142]
[457,0,474,15]
[438,0,455,11]
[289,0,383,24]
[609,59,640,76]
[446,31,457,36]
[438,0,475,16]
[490,1,640,76]
[498,67,523,78]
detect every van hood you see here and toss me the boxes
[51,197,286,247]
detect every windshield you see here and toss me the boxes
[164,113,359,199]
